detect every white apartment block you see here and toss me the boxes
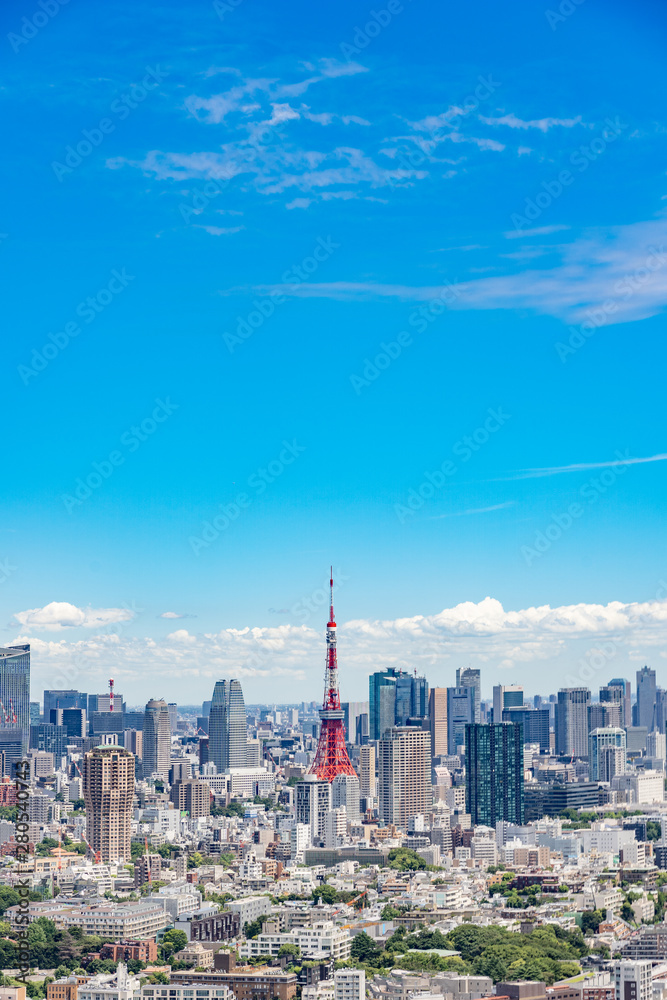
[240,920,352,961]
[335,969,365,1000]
[7,900,169,939]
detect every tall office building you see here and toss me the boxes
[599,683,625,726]
[636,667,657,730]
[208,679,247,772]
[446,686,475,754]
[588,701,622,732]
[456,668,481,723]
[342,702,369,745]
[589,727,626,781]
[606,678,631,730]
[492,684,523,724]
[359,744,376,801]
[428,688,448,758]
[43,689,87,721]
[142,699,171,779]
[168,703,178,735]
[555,688,591,757]
[62,708,86,739]
[83,743,135,862]
[378,726,430,829]
[502,706,550,752]
[0,645,30,753]
[30,702,40,726]
[369,668,428,740]
[465,722,524,826]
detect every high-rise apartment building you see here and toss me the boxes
[492,684,523,724]
[359,744,376,801]
[142,699,171,780]
[0,645,30,753]
[208,680,247,772]
[296,775,331,843]
[83,744,135,862]
[465,722,524,827]
[369,668,428,740]
[636,667,657,730]
[446,687,475,754]
[378,726,430,829]
[589,727,627,781]
[555,688,591,757]
[331,772,360,825]
[428,687,447,758]
[170,778,211,818]
[456,668,481,723]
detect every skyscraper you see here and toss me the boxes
[428,687,448,758]
[606,678,631,730]
[465,722,524,826]
[142,699,171,779]
[636,666,657,730]
[359,744,376,802]
[208,679,247,772]
[501,706,550,752]
[555,688,591,757]
[168,703,178,735]
[446,686,475,754]
[456,668,481,723]
[589,727,626,782]
[492,684,523,723]
[369,668,428,739]
[0,645,30,753]
[378,726,430,829]
[83,743,135,862]
[43,689,87,721]
[588,701,622,732]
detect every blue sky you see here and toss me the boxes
[3,0,667,705]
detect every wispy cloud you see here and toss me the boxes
[248,214,667,326]
[195,225,244,236]
[480,113,584,132]
[430,501,517,519]
[502,452,667,480]
[504,224,570,240]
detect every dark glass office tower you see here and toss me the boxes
[0,645,30,753]
[465,722,524,826]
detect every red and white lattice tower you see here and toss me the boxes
[309,569,357,782]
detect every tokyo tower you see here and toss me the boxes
[309,569,357,782]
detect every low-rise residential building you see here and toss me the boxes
[239,920,352,962]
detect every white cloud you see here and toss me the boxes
[480,113,584,132]
[502,452,667,480]
[14,602,134,631]
[250,213,667,326]
[504,224,570,240]
[18,594,667,701]
[158,612,196,619]
[194,225,244,236]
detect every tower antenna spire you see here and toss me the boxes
[309,567,356,782]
